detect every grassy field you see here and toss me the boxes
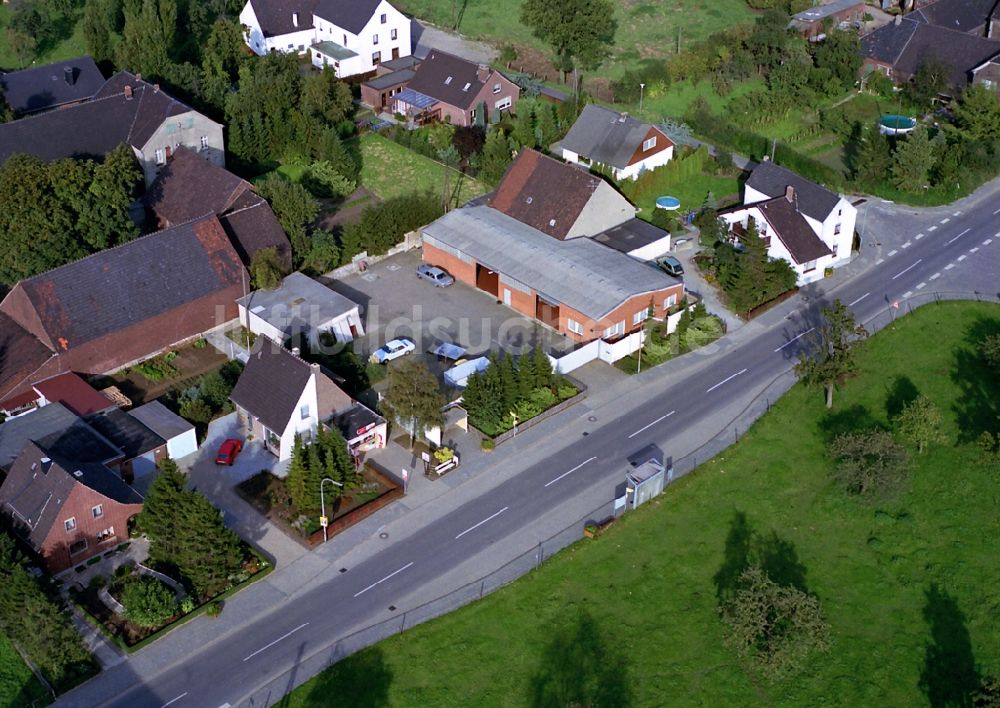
[286,300,1000,706]
[0,632,49,708]
[395,0,754,80]
[357,133,487,204]
[0,6,88,70]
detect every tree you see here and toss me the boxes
[952,85,1000,142]
[179,397,213,424]
[694,207,725,247]
[175,491,244,598]
[478,128,514,184]
[117,0,173,78]
[719,564,830,678]
[225,53,301,163]
[380,359,445,448]
[82,0,117,63]
[302,228,340,274]
[6,26,37,68]
[895,394,946,453]
[520,0,617,78]
[981,334,1000,369]
[891,126,934,192]
[256,174,319,261]
[795,299,867,408]
[121,576,177,628]
[250,247,287,290]
[811,29,861,91]
[300,68,353,126]
[722,217,796,316]
[200,18,245,110]
[531,344,554,388]
[908,55,949,108]
[138,459,188,563]
[829,429,910,498]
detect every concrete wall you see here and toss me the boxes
[139,110,225,186]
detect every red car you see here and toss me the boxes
[215,438,243,466]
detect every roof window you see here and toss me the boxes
[462,82,471,91]
[444,76,452,85]
[525,196,533,204]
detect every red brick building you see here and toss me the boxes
[421,150,683,343]
[0,440,143,573]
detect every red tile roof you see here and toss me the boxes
[32,372,112,417]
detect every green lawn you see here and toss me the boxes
[0,6,88,70]
[357,133,487,204]
[0,632,48,708]
[394,0,755,80]
[286,300,1000,707]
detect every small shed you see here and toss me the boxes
[625,446,673,509]
[128,400,198,460]
[444,356,490,388]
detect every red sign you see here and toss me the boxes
[356,422,376,436]
[892,301,900,310]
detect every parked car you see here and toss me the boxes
[416,264,455,287]
[657,255,684,277]
[371,338,416,364]
[215,438,243,466]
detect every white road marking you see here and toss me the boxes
[916,282,926,290]
[915,233,924,240]
[958,254,967,262]
[847,293,870,307]
[628,411,675,439]
[903,291,913,298]
[706,368,749,393]
[993,208,1000,215]
[929,225,938,232]
[353,563,415,598]
[545,457,597,487]
[930,272,941,280]
[947,228,970,245]
[970,247,979,253]
[984,239,993,246]
[891,259,922,280]
[774,328,814,352]
[455,507,509,539]
[953,211,961,216]
[161,694,188,708]
[875,258,885,265]
[945,263,955,270]
[940,217,950,224]
[243,623,309,662]
[902,241,912,249]
[888,249,898,257]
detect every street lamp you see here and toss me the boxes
[320,477,343,543]
[639,83,645,114]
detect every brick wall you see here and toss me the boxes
[40,483,142,573]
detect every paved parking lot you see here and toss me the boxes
[324,250,576,371]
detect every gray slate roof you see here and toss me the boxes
[422,206,679,320]
[129,401,195,442]
[1,56,104,115]
[910,0,999,33]
[230,336,316,434]
[365,69,415,90]
[406,50,496,111]
[248,0,316,37]
[745,161,842,222]
[592,218,672,255]
[237,272,361,337]
[84,408,165,460]
[792,0,863,22]
[0,403,91,470]
[315,0,390,34]
[560,103,659,170]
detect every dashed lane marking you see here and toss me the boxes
[847,293,870,307]
[628,412,675,439]
[930,272,941,280]
[947,228,970,245]
[891,259,922,280]
[915,233,924,240]
[353,563,414,598]
[903,291,913,298]
[161,694,188,708]
[970,247,979,253]
[984,239,993,246]
[888,249,898,257]
[875,258,885,265]
[774,328,815,352]
[941,217,950,224]
[958,255,967,262]
[902,241,912,249]
[945,263,955,270]
[243,624,309,662]
[455,507,509,540]
[707,368,749,393]
[929,225,938,232]
[916,282,926,290]
[544,457,597,487]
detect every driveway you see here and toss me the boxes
[324,250,576,373]
[181,414,308,568]
[411,20,497,64]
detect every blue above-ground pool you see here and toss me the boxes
[879,114,917,136]
[655,196,681,210]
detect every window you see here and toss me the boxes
[831,243,838,257]
[493,82,501,94]
[834,223,842,235]
[155,149,166,165]
[567,318,584,335]
[642,136,657,151]
[64,517,76,532]
[373,33,379,45]
[603,321,625,339]
[802,259,817,272]
[343,34,347,45]
[664,294,678,310]
[391,28,397,40]
[380,12,387,23]
[462,82,471,92]
[92,504,103,519]
[69,539,88,555]
[982,78,995,90]
[200,135,209,150]
[300,403,310,420]
[96,527,115,543]
[495,96,512,111]
[372,51,381,64]
[632,309,648,326]
[444,76,453,85]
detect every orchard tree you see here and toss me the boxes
[829,429,910,498]
[895,394,947,453]
[795,299,867,408]
[520,0,617,80]
[380,359,445,449]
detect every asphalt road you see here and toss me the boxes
[60,196,1000,708]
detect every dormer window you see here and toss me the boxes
[462,82,471,91]
[493,82,501,94]
[444,76,452,85]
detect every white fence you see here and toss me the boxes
[549,331,645,374]
[325,231,422,280]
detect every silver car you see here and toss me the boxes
[416,264,455,287]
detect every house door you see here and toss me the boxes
[381,92,387,108]
[392,47,400,60]
[350,323,360,338]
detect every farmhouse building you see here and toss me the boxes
[560,104,674,181]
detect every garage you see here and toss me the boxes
[129,400,198,460]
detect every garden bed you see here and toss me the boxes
[236,462,401,545]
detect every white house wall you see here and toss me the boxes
[277,373,320,461]
[166,429,198,460]
[627,234,673,262]
[743,184,772,205]
[616,145,675,181]
[138,110,224,186]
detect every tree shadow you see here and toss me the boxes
[817,404,883,444]
[919,584,981,707]
[885,375,920,420]
[950,316,1000,443]
[299,646,393,707]
[714,511,810,600]
[528,609,633,708]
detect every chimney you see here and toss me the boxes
[124,84,133,99]
[135,72,142,82]
[785,185,795,203]
[153,83,160,92]
[292,346,301,356]
[477,64,490,82]
[64,66,76,86]
[292,11,298,27]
